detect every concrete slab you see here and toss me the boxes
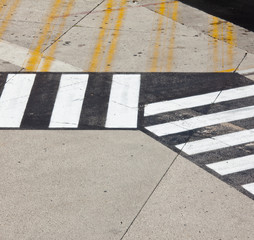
[0,130,177,239]
[122,154,254,240]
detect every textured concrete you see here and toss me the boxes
[0,130,177,239]
[122,155,254,240]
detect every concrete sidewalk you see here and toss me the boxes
[1,130,253,239]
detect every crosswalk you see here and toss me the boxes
[143,76,254,199]
[1,72,254,200]
[0,73,141,129]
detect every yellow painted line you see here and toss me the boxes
[211,16,219,72]
[88,0,114,72]
[0,0,8,18]
[150,0,167,72]
[167,1,178,71]
[226,22,235,69]
[0,0,21,39]
[41,0,76,71]
[220,21,225,68]
[104,0,127,72]
[25,0,65,71]
[217,68,234,73]
[160,2,171,71]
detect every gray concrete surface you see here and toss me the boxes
[0,130,177,239]
[0,0,254,239]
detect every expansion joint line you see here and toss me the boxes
[119,141,180,240]
[42,0,107,54]
[120,79,235,239]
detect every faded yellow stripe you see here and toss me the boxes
[41,0,75,71]
[0,0,8,17]
[25,0,65,71]
[150,0,166,72]
[88,0,114,72]
[104,0,127,72]
[0,0,21,39]
[211,16,219,71]
[167,1,178,71]
[226,22,235,68]
[160,2,171,71]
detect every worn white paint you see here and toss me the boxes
[242,182,254,195]
[49,74,89,128]
[146,105,254,136]
[176,129,254,155]
[144,84,254,116]
[105,74,141,128]
[0,74,36,127]
[207,155,254,175]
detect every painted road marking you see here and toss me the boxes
[0,40,82,72]
[145,84,254,116]
[105,74,141,128]
[146,105,254,136]
[207,154,254,175]
[242,183,254,195]
[0,74,35,127]
[176,129,254,155]
[0,72,254,200]
[49,74,89,128]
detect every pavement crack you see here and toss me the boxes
[42,0,107,54]
[120,140,180,240]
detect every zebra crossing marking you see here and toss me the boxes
[207,154,254,175]
[0,74,36,128]
[105,74,141,128]
[145,105,254,136]
[175,128,254,155]
[49,74,89,128]
[0,72,254,200]
[144,84,254,116]
[242,183,254,195]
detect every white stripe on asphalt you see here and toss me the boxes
[49,74,89,128]
[105,74,141,128]
[0,40,82,72]
[146,105,254,136]
[207,154,254,175]
[176,129,254,155]
[144,84,254,116]
[0,74,36,127]
[237,68,254,75]
[242,182,254,195]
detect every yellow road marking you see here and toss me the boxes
[88,0,114,72]
[0,0,21,39]
[167,1,178,71]
[226,22,235,69]
[104,0,127,72]
[150,0,167,72]
[0,0,8,18]
[211,16,219,71]
[25,0,65,71]
[41,0,76,71]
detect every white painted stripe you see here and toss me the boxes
[237,68,254,75]
[0,40,82,72]
[105,74,141,128]
[0,74,36,127]
[176,129,254,155]
[146,105,254,136]
[144,84,254,116]
[242,183,254,195]
[207,155,254,175]
[49,74,89,128]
